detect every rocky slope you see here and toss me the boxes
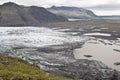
[0,2,68,26]
[48,6,97,19]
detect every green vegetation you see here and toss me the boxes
[0,54,72,80]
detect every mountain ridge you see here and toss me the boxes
[48,6,97,19]
[0,2,68,26]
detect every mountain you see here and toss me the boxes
[0,54,72,80]
[48,6,97,19]
[0,2,68,26]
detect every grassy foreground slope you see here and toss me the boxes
[0,54,72,80]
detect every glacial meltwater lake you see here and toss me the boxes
[68,18,91,21]
[74,38,120,71]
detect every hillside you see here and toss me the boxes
[0,2,68,26]
[48,6,97,19]
[0,54,72,80]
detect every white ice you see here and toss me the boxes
[0,27,87,48]
[84,33,111,36]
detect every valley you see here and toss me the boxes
[0,19,120,79]
[0,1,120,80]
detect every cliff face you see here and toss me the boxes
[0,2,68,26]
[48,6,97,19]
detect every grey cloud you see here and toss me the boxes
[87,4,120,11]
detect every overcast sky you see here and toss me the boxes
[0,0,120,16]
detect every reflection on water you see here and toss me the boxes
[73,38,120,71]
[68,18,91,21]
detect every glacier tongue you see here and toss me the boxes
[0,27,87,48]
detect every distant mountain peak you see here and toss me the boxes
[48,6,97,18]
[49,6,84,11]
[2,2,18,6]
[51,5,56,8]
